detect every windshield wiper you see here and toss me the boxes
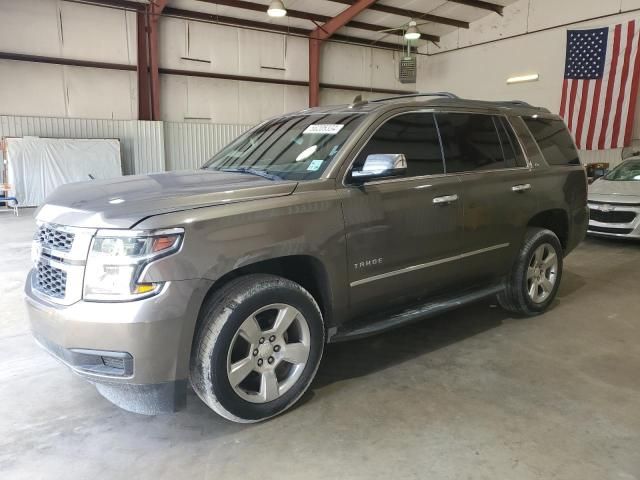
[219,167,282,181]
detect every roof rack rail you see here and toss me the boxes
[490,100,549,112]
[369,92,459,103]
[495,100,533,107]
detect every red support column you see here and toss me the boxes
[137,10,151,120]
[147,0,167,121]
[308,0,378,107]
[308,34,321,108]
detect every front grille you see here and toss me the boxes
[589,209,637,224]
[34,261,67,299]
[35,224,75,252]
[588,225,634,235]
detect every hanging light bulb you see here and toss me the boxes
[404,21,421,41]
[267,0,287,17]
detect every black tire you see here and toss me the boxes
[497,227,564,316]
[190,274,324,423]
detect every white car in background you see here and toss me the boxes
[588,158,640,239]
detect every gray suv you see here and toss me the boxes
[25,93,588,422]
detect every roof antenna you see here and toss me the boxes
[349,94,367,108]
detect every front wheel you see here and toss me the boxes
[190,274,324,423]
[497,227,563,316]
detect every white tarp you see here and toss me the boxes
[6,137,122,207]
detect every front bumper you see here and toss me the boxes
[25,273,211,414]
[587,202,640,239]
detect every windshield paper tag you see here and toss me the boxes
[307,160,324,171]
[303,124,344,135]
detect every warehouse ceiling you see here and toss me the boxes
[160,0,518,47]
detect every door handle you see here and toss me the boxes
[511,183,531,192]
[432,194,459,205]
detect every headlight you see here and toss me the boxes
[83,228,184,302]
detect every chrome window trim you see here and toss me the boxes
[340,109,533,187]
[504,116,534,169]
[350,243,510,287]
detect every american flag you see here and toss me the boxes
[560,21,640,150]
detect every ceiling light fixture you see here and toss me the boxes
[404,21,421,41]
[507,73,540,84]
[267,0,287,17]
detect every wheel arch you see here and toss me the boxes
[188,255,333,360]
[527,209,569,250]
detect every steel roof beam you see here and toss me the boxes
[448,0,504,15]
[327,0,470,29]
[196,0,440,39]
[164,7,428,48]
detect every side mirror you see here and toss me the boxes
[351,153,407,182]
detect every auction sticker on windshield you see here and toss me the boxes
[307,160,324,171]
[303,124,344,135]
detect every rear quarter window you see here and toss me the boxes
[522,117,580,166]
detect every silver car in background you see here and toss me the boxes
[588,158,640,239]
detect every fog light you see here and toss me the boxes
[134,283,158,294]
[102,356,125,370]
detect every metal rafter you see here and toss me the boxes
[76,1,439,47]
[197,0,441,40]
[328,0,470,29]
[448,0,504,15]
[164,7,417,48]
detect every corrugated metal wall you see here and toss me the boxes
[0,115,252,175]
[164,122,252,171]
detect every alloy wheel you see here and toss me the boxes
[526,242,558,303]
[226,303,311,403]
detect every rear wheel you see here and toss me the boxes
[498,227,563,316]
[190,274,324,423]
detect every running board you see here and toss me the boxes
[329,282,504,343]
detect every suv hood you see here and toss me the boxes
[36,170,298,229]
[588,179,640,204]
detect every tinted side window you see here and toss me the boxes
[496,116,527,168]
[522,117,580,166]
[353,113,444,178]
[436,113,504,173]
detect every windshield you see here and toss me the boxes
[203,113,366,180]
[604,159,640,181]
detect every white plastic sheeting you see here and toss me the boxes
[0,116,165,175]
[6,137,122,207]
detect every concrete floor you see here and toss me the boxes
[1,209,639,480]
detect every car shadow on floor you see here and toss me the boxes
[307,260,594,402]
[308,299,508,394]
[556,270,587,299]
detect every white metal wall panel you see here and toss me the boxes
[164,121,252,171]
[0,115,164,175]
[0,61,67,118]
[0,0,60,57]
[134,121,166,175]
[64,68,138,120]
[59,2,136,65]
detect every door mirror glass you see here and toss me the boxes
[351,153,407,181]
